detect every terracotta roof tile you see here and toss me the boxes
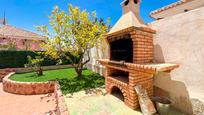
[0,25,45,41]
[150,0,194,16]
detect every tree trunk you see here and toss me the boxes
[37,67,43,76]
[76,69,82,77]
[71,52,89,78]
[74,63,83,78]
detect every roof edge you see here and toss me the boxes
[150,0,194,17]
[0,25,46,41]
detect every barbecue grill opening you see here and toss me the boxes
[111,86,124,101]
[110,38,133,62]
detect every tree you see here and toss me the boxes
[25,56,44,76]
[37,4,110,77]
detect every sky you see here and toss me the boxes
[0,0,178,33]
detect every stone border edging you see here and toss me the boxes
[3,72,55,95]
[55,82,69,115]
[0,69,16,82]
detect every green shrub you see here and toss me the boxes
[0,51,75,69]
[0,51,36,68]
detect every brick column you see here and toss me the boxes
[130,28,155,64]
[127,70,154,109]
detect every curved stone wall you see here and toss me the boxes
[3,73,55,95]
[0,68,16,82]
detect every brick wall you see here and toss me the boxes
[0,37,44,51]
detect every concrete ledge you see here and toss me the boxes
[55,82,69,115]
[16,65,72,73]
[3,73,55,95]
[0,65,72,74]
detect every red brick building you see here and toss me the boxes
[0,25,45,51]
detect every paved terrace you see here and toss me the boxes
[64,87,186,115]
[0,83,56,115]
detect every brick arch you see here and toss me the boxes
[109,83,128,102]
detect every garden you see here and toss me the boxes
[0,3,111,115]
[2,3,109,94]
[1,0,203,114]
[10,68,105,94]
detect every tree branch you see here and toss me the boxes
[82,50,90,65]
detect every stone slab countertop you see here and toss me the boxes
[98,59,179,73]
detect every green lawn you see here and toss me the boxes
[10,68,92,82]
[10,68,105,94]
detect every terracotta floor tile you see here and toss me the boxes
[0,83,56,115]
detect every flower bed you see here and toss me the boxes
[3,73,55,95]
[3,68,105,96]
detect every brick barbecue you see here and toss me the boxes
[98,0,179,110]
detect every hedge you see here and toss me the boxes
[0,51,72,69]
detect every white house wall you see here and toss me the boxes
[149,6,204,114]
